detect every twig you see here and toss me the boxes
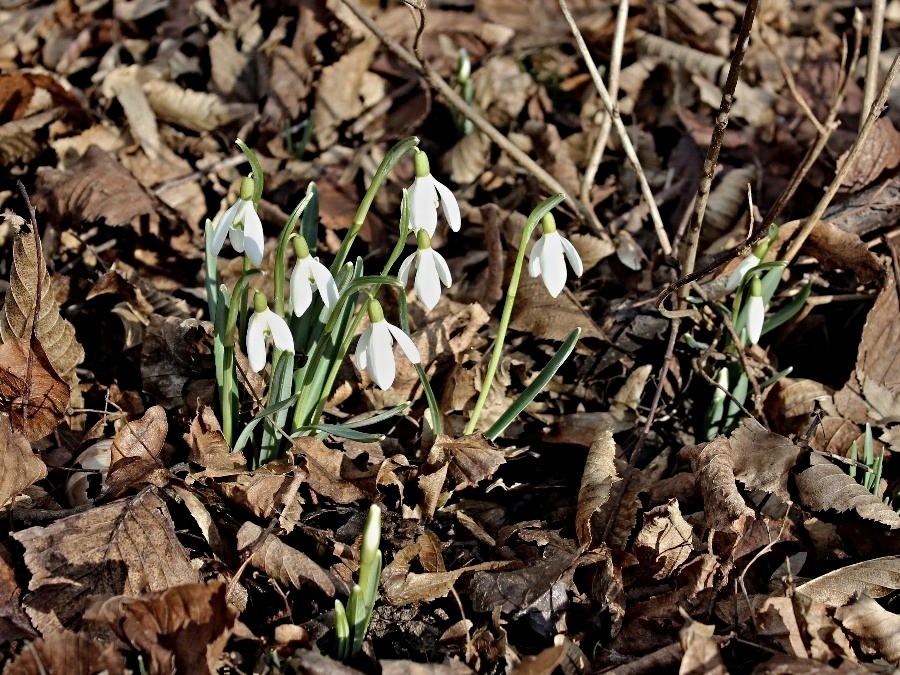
[783,54,900,265]
[861,0,886,122]
[680,0,760,290]
[337,0,606,236]
[759,26,825,134]
[556,0,671,255]
[580,0,629,204]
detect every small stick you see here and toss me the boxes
[861,0,886,122]
[680,0,761,290]
[557,0,671,255]
[783,54,900,265]
[759,27,825,134]
[338,0,605,236]
[580,0,629,204]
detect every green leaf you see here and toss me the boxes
[233,392,303,454]
[485,327,581,441]
[235,138,264,205]
[760,366,793,389]
[259,350,296,465]
[341,403,411,429]
[762,282,811,335]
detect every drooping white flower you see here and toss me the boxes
[528,213,583,297]
[247,291,294,372]
[746,276,765,345]
[353,299,420,390]
[210,176,265,266]
[408,149,460,236]
[290,235,339,318]
[711,367,729,405]
[398,229,452,311]
[725,253,760,292]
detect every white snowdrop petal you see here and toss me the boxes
[433,250,452,287]
[747,295,765,345]
[528,237,545,278]
[246,312,268,372]
[354,325,372,370]
[211,204,237,256]
[290,264,313,317]
[410,177,438,236]
[540,232,567,297]
[241,204,265,266]
[310,258,339,308]
[386,322,421,364]
[726,254,760,291]
[368,322,396,390]
[398,252,416,286]
[434,179,461,232]
[266,311,295,353]
[560,235,584,278]
[415,251,442,311]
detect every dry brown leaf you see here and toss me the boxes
[634,500,695,580]
[0,339,69,441]
[236,522,335,596]
[13,491,199,633]
[85,582,235,675]
[523,121,580,196]
[690,436,754,535]
[678,616,726,675]
[797,557,900,606]
[100,65,161,159]
[444,131,491,185]
[511,275,604,341]
[804,220,884,285]
[0,544,36,643]
[110,405,167,464]
[141,315,214,409]
[217,464,304,526]
[840,117,900,192]
[34,146,162,230]
[705,166,756,242]
[834,594,900,662]
[293,437,368,504]
[472,56,534,127]
[382,660,474,675]
[575,428,617,548]
[2,630,126,675]
[728,422,801,501]
[425,434,506,493]
[0,413,46,509]
[143,80,255,132]
[185,404,245,472]
[0,225,83,382]
[314,38,381,147]
[794,454,900,528]
[0,109,64,165]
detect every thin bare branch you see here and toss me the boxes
[862,0,886,122]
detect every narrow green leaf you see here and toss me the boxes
[341,403,411,428]
[235,138,264,205]
[762,283,811,335]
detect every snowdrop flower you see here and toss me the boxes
[247,291,294,372]
[408,149,460,236]
[711,367,729,405]
[290,236,339,318]
[528,213,583,297]
[725,239,771,291]
[398,230,452,311]
[353,299,420,390]
[746,276,765,345]
[210,176,265,266]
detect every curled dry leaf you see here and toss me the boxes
[104,405,169,496]
[834,594,900,662]
[293,437,368,504]
[678,616,726,675]
[804,220,884,285]
[425,434,506,493]
[0,224,83,382]
[217,464,304,525]
[727,422,801,502]
[2,629,126,675]
[143,80,255,132]
[633,500,695,580]
[236,522,335,596]
[794,454,900,528]
[13,491,199,633]
[575,428,617,548]
[0,544,36,643]
[511,275,604,342]
[797,557,900,607]
[839,117,900,192]
[185,404,246,472]
[0,339,69,442]
[85,582,236,675]
[0,414,46,509]
[689,435,754,535]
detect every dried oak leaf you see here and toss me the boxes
[834,594,900,662]
[575,428,617,548]
[0,225,83,382]
[794,454,900,528]
[797,557,900,607]
[33,146,162,230]
[679,616,726,675]
[840,117,900,192]
[236,522,335,596]
[13,491,199,633]
[85,582,235,675]
[2,630,125,675]
[0,339,69,441]
[835,273,900,425]
[425,434,506,493]
[0,413,46,510]
[633,499,695,580]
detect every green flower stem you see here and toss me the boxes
[331,136,419,274]
[274,186,315,318]
[464,194,566,435]
[220,271,259,446]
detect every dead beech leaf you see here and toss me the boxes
[0,414,46,509]
[0,339,69,441]
[101,65,161,159]
[425,434,506,492]
[834,594,900,662]
[216,463,304,529]
[141,315,214,409]
[797,557,900,606]
[689,436,754,535]
[511,275,604,341]
[576,428,617,548]
[634,500,695,580]
[444,131,490,184]
[2,630,126,675]
[185,404,245,472]
[85,582,236,675]
[757,593,853,662]
[840,117,900,192]
[13,491,199,633]
[314,37,381,146]
[0,544,37,643]
[0,224,83,382]
[727,422,801,502]
[678,616,726,675]
[236,522,335,596]
[143,80,255,132]
[110,405,167,464]
[293,437,368,504]
[794,454,900,528]
[805,220,884,285]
